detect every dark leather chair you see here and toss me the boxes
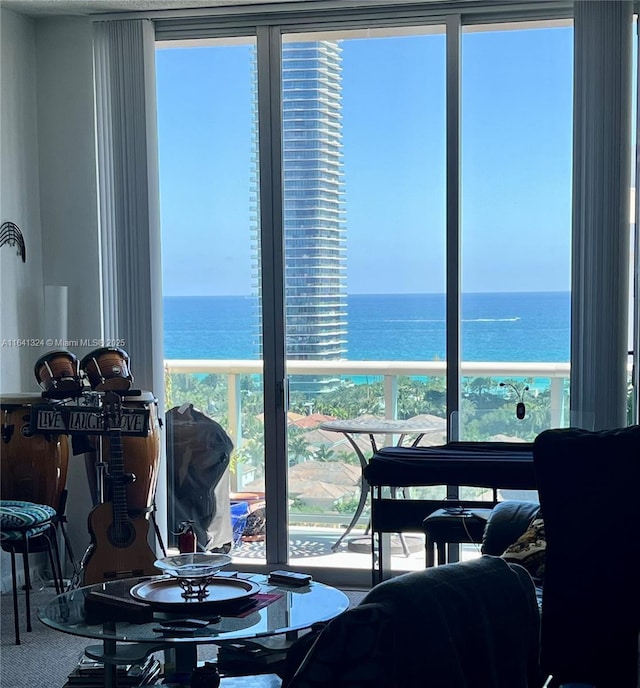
[533,425,640,688]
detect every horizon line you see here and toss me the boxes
[163,289,571,298]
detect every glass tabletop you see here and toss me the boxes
[38,573,349,645]
[320,417,445,435]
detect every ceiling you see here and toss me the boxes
[1,0,321,18]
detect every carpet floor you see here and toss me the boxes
[0,584,366,688]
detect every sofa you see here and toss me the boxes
[480,499,543,606]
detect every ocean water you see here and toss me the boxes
[163,291,570,363]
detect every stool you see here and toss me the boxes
[422,507,493,567]
[0,500,62,644]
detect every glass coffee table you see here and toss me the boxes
[38,572,349,688]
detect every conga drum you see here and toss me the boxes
[34,349,82,393]
[1,394,69,511]
[80,347,133,392]
[85,391,160,517]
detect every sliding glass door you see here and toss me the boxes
[280,27,446,571]
[459,20,573,444]
[156,38,266,561]
[154,5,583,585]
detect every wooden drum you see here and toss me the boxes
[86,391,160,517]
[80,347,133,392]
[34,349,82,393]
[1,394,69,511]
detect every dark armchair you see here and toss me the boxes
[482,425,640,688]
[533,425,640,688]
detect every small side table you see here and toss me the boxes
[422,507,493,567]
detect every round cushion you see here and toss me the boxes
[0,500,56,540]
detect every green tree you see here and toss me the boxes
[288,426,312,464]
[313,444,337,462]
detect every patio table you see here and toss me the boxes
[319,417,446,552]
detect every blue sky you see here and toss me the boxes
[156,24,573,296]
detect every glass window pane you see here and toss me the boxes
[281,27,446,573]
[156,39,266,562]
[460,21,573,461]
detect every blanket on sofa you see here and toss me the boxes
[287,555,540,688]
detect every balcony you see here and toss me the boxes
[163,358,592,577]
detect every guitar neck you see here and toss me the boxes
[104,392,129,522]
[108,431,129,522]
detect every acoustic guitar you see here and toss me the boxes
[82,391,157,585]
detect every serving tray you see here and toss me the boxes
[129,576,260,610]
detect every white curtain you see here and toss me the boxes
[93,18,166,538]
[571,0,633,430]
[93,18,163,398]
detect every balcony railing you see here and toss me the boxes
[164,358,574,450]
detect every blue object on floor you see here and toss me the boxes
[230,500,249,547]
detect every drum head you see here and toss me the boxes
[34,348,77,368]
[80,346,130,368]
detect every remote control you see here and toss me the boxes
[268,570,312,587]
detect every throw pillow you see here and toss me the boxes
[501,517,546,581]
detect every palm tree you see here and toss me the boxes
[288,427,312,464]
[313,445,337,462]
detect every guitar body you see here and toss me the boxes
[81,392,158,587]
[82,503,157,585]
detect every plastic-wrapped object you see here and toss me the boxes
[230,501,249,548]
[230,492,266,542]
[166,404,233,551]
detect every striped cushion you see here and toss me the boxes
[0,501,55,540]
[0,521,53,542]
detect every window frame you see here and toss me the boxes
[151,1,584,586]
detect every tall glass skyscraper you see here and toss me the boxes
[282,41,347,369]
[254,41,348,394]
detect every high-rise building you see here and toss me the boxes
[282,41,347,368]
[254,41,348,395]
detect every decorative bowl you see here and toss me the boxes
[154,553,233,599]
[154,552,232,579]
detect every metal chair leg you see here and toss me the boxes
[436,540,447,565]
[425,534,436,567]
[10,548,21,645]
[22,536,32,632]
[44,527,63,594]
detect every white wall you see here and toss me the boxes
[35,17,102,355]
[34,16,103,566]
[0,8,45,591]
[0,9,44,394]
[0,10,103,573]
